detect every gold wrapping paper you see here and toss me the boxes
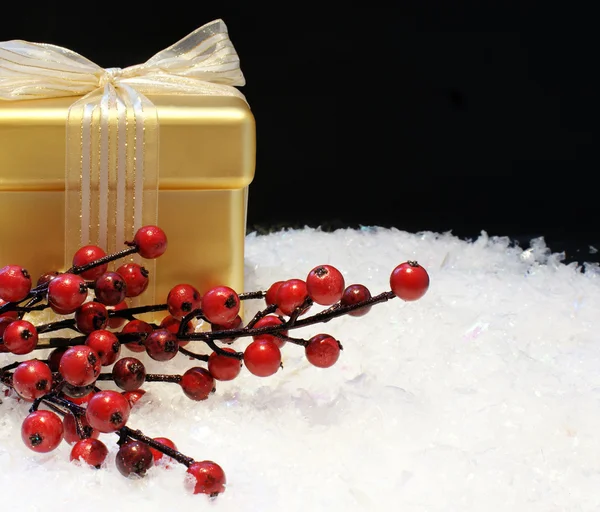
[0,94,255,312]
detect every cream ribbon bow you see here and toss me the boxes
[0,19,247,277]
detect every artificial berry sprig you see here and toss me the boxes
[0,225,430,497]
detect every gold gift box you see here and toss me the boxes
[0,94,255,312]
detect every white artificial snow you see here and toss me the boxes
[2,226,600,511]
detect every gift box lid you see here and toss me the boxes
[0,94,255,192]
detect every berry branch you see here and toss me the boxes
[0,225,430,497]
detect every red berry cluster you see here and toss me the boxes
[0,226,429,498]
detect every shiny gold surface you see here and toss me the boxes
[0,95,255,319]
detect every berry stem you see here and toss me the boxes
[67,246,138,276]
[96,373,183,383]
[108,303,169,319]
[178,347,209,362]
[120,428,195,467]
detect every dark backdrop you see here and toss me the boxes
[1,6,598,264]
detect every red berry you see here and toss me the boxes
[208,348,242,381]
[305,334,342,368]
[180,367,215,401]
[3,320,38,355]
[94,272,127,306]
[70,438,108,468]
[72,245,108,280]
[132,225,168,259]
[275,279,310,316]
[306,265,345,305]
[112,357,146,391]
[201,286,240,325]
[47,346,68,371]
[63,390,95,406]
[0,317,13,352]
[166,284,202,320]
[21,410,64,453]
[149,437,177,463]
[160,315,193,347]
[390,261,430,301]
[63,413,99,445]
[116,263,149,297]
[12,360,53,401]
[59,345,102,387]
[85,329,120,366]
[243,338,282,377]
[252,315,288,348]
[106,300,128,329]
[48,273,88,314]
[115,441,154,477]
[211,315,242,344]
[75,301,109,334]
[121,319,153,353]
[265,281,283,308]
[36,271,60,287]
[340,284,372,317]
[86,390,131,433]
[144,329,179,361]
[0,265,32,303]
[186,460,226,496]
[0,299,19,320]
[122,389,146,408]
[62,382,96,399]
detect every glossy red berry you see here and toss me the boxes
[149,437,177,463]
[0,299,19,320]
[243,338,282,377]
[144,329,179,361]
[166,284,202,320]
[252,315,288,348]
[306,265,345,305]
[48,273,88,314]
[275,279,310,316]
[70,438,109,468]
[72,245,108,280]
[47,346,68,371]
[180,367,215,401]
[21,410,64,453]
[85,329,120,366]
[186,460,226,496]
[201,286,240,325]
[62,382,96,399]
[112,357,146,391]
[340,284,372,317]
[305,334,342,368]
[208,348,242,381]
[3,320,38,355]
[94,272,127,306]
[106,300,128,329]
[121,319,153,353]
[59,345,102,387]
[116,263,150,297]
[75,301,109,334]
[0,317,13,352]
[211,314,242,344]
[390,261,430,301]
[160,315,193,347]
[63,413,99,445]
[0,265,32,303]
[115,440,154,477]
[265,281,283,308]
[36,271,60,287]
[86,390,131,433]
[63,390,95,406]
[12,359,53,401]
[122,389,146,408]
[132,225,168,259]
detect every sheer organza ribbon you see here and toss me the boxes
[0,19,247,275]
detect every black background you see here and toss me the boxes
[1,5,598,264]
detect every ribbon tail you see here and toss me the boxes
[65,84,159,305]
